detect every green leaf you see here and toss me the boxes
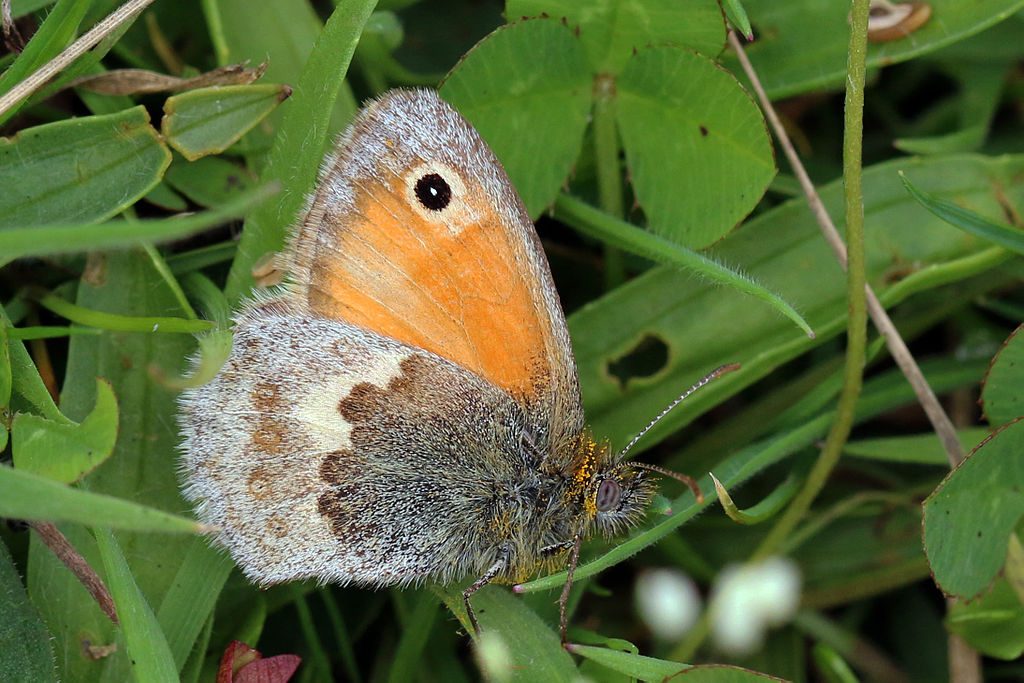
[6,327,100,340]
[158,275,234,389]
[811,643,859,683]
[568,154,1021,454]
[94,528,178,683]
[0,323,8,452]
[167,242,238,275]
[711,472,800,525]
[1,309,64,424]
[946,577,1024,660]
[159,329,232,390]
[437,585,578,682]
[554,194,812,336]
[143,182,188,212]
[569,647,783,683]
[923,418,1024,599]
[224,0,378,303]
[154,538,234,669]
[0,183,275,261]
[729,0,1024,98]
[162,84,293,161]
[0,465,204,533]
[0,0,89,126]
[567,643,688,679]
[0,322,11,407]
[164,156,257,208]
[901,171,1024,256]
[506,0,726,70]
[386,591,439,683]
[0,542,56,683]
[616,46,775,248]
[0,107,171,230]
[180,613,214,683]
[35,292,213,334]
[205,0,358,149]
[722,0,753,39]
[30,249,221,682]
[674,665,786,682]
[843,428,991,465]
[982,325,1024,427]
[440,19,592,218]
[11,379,118,484]
[9,1,57,19]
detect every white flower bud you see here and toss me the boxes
[635,568,702,639]
[710,556,801,655]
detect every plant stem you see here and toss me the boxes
[750,0,872,561]
[592,73,627,289]
[671,612,711,662]
[30,521,119,624]
[729,30,965,467]
[0,0,157,121]
[730,18,981,681]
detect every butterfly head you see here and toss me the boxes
[564,436,657,539]
[563,364,743,541]
[589,457,659,538]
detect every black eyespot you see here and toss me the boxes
[414,173,452,211]
[596,478,621,512]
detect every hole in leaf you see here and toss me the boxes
[607,334,669,389]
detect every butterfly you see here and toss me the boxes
[179,88,723,639]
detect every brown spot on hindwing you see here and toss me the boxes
[317,452,379,545]
[252,380,281,410]
[251,423,284,453]
[246,465,275,501]
[316,354,458,546]
[337,355,439,424]
[250,380,286,455]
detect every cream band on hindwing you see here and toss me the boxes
[295,349,409,453]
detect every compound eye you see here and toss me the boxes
[596,478,622,512]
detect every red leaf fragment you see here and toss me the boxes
[217,640,301,683]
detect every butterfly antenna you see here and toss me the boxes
[629,461,705,503]
[616,363,741,461]
[620,363,741,503]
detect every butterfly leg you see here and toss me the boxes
[539,539,576,556]
[463,544,511,636]
[557,535,583,645]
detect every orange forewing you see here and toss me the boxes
[301,177,550,402]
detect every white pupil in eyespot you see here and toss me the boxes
[414,173,452,211]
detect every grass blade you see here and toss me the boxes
[94,528,178,682]
[555,193,814,338]
[224,0,379,303]
[0,465,204,533]
[0,184,275,261]
[900,171,1024,256]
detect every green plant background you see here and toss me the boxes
[1,0,1023,681]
